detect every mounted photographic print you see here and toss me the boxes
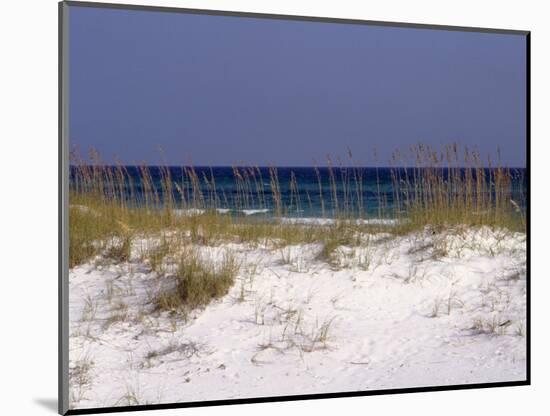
[59,1,530,414]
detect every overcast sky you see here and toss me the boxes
[69,5,527,167]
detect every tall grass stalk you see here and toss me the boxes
[68,143,525,268]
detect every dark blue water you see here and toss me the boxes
[70,166,527,219]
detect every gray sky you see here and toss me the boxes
[69,5,527,167]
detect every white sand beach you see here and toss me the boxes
[68,226,526,409]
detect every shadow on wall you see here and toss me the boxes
[34,398,58,413]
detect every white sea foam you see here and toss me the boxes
[241,209,271,216]
[172,208,234,216]
[277,217,401,226]
[172,208,206,217]
[172,208,270,216]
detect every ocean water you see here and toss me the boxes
[70,166,527,220]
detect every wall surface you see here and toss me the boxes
[0,1,547,415]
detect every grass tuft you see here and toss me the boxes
[155,249,239,313]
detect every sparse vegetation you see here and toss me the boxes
[103,300,129,329]
[69,355,94,407]
[251,308,337,364]
[105,235,132,263]
[471,315,511,335]
[144,341,202,368]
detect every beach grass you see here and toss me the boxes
[68,143,525,309]
[155,247,239,313]
[69,144,525,250]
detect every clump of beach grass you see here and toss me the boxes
[387,143,525,234]
[104,234,132,263]
[155,248,240,313]
[315,222,362,265]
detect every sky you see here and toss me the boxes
[69,5,527,167]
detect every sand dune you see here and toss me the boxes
[68,226,526,409]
